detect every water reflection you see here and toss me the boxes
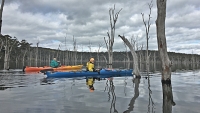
[123,77,140,113]
[162,83,176,113]
[147,75,155,113]
[0,73,27,90]
[124,77,128,96]
[40,78,55,85]
[86,77,100,92]
[104,77,118,113]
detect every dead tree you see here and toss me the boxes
[141,0,153,75]
[0,37,3,59]
[104,5,122,69]
[119,35,140,77]
[123,42,130,69]
[3,35,17,70]
[138,44,144,71]
[101,54,108,68]
[162,83,176,113]
[35,42,39,66]
[28,48,32,66]
[88,40,92,58]
[80,45,83,64]
[96,43,103,68]
[72,36,77,65]
[0,0,5,34]
[56,44,61,59]
[22,48,28,67]
[156,0,172,82]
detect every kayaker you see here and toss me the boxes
[50,58,59,68]
[86,58,95,72]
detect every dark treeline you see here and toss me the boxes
[0,35,200,69]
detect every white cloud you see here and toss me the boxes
[1,0,200,54]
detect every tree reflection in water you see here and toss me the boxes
[123,77,140,113]
[162,82,176,113]
[124,77,128,96]
[104,78,118,113]
[147,75,155,113]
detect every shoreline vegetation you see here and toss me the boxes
[0,43,200,70]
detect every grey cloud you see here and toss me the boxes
[1,0,200,54]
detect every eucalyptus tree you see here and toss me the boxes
[119,35,140,77]
[11,41,21,68]
[123,42,130,69]
[141,0,153,75]
[19,39,32,67]
[2,35,18,70]
[88,40,92,58]
[156,0,172,82]
[35,42,39,66]
[104,5,122,69]
[0,0,5,34]
[96,43,103,68]
[0,36,3,59]
[156,1,175,112]
[0,0,5,61]
[72,36,77,65]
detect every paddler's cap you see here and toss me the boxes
[90,58,94,62]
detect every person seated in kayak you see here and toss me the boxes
[86,58,95,72]
[86,58,90,71]
[50,58,59,68]
[86,58,101,72]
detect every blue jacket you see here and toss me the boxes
[50,60,59,68]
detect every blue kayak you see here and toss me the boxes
[45,69,133,78]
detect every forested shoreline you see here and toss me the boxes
[0,34,200,70]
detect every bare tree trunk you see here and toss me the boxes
[48,52,51,66]
[0,37,4,59]
[22,49,28,66]
[39,50,41,66]
[101,54,108,68]
[97,43,103,68]
[0,0,5,34]
[35,42,39,67]
[4,46,9,69]
[156,0,172,82]
[138,45,143,71]
[3,36,16,70]
[29,51,31,66]
[162,83,176,113]
[88,40,92,58]
[124,43,130,69]
[104,5,122,69]
[141,0,153,75]
[15,56,19,69]
[119,35,140,77]
[153,51,157,72]
[81,45,83,65]
[73,36,77,65]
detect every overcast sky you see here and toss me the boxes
[1,0,200,54]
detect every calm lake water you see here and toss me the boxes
[0,68,200,113]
